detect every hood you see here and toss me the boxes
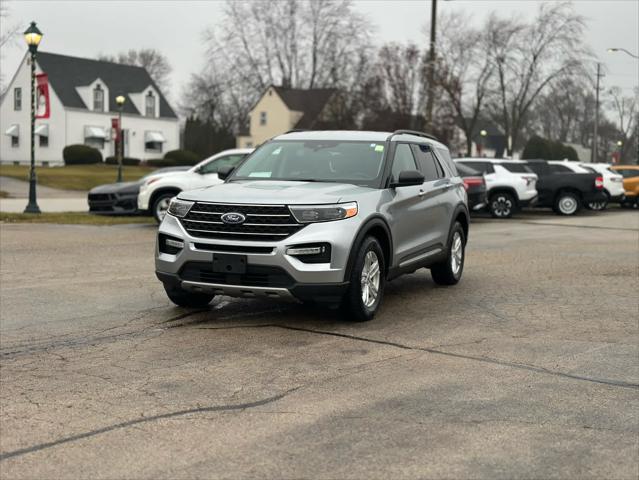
[90,181,140,194]
[178,180,375,205]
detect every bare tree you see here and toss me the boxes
[204,0,371,97]
[0,2,22,94]
[435,13,495,156]
[608,87,638,163]
[97,49,172,92]
[487,2,588,156]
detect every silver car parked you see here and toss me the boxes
[156,130,469,321]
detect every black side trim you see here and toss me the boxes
[156,271,180,289]
[344,216,393,281]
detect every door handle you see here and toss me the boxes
[418,189,425,197]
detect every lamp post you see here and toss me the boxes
[23,21,43,214]
[607,48,639,59]
[115,95,125,183]
[616,140,623,164]
[479,129,487,157]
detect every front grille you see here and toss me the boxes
[180,262,294,288]
[88,193,113,202]
[181,202,304,241]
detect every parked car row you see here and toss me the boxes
[89,146,638,223]
[454,158,637,218]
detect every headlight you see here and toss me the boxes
[289,202,358,223]
[167,198,194,217]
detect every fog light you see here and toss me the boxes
[286,243,331,264]
[287,246,325,255]
[165,238,184,249]
[159,234,184,255]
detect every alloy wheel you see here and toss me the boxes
[156,197,172,221]
[360,250,381,308]
[492,195,512,217]
[450,231,463,276]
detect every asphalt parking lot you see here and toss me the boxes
[1,210,638,479]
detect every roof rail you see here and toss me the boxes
[283,129,307,134]
[389,129,439,142]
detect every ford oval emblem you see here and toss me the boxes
[221,212,246,224]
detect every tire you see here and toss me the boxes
[164,284,214,308]
[587,192,609,211]
[431,222,465,286]
[489,192,516,219]
[341,236,385,322]
[554,191,581,215]
[153,191,178,223]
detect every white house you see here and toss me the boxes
[0,52,179,165]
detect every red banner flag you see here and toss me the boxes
[111,118,120,141]
[35,73,50,119]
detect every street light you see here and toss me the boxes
[479,129,487,157]
[607,48,639,59]
[115,94,126,183]
[23,21,43,214]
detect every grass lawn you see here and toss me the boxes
[0,164,156,191]
[0,212,155,225]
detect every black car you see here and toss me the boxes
[456,163,487,212]
[523,160,607,215]
[88,167,189,215]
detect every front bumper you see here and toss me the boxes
[519,195,538,207]
[156,213,359,303]
[88,193,139,215]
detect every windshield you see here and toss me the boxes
[231,140,386,187]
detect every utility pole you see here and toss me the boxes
[425,0,437,132]
[591,63,604,163]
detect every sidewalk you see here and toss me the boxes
[0,176,88,212]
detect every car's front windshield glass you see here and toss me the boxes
[231,140,386,187]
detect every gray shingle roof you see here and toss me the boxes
[36,52,176,118]
[272,86,336,128]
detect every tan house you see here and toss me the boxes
[236,85,337,148]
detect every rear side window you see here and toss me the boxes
[391,144,418,182]
[412,144,444,181]
[525,163,547,175]
[619,169,639,178]
[501,163,532,174]
[458,161,494,174]
[436,147,457,176]
[548,164,574,174]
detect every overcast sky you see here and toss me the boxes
[1,0,637,108]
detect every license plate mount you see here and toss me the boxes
[212,253,247,274]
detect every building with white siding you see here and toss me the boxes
[0,52,179,165]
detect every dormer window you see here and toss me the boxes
[145,91,155,117]
[93,85,104,112]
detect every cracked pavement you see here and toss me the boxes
[0,211,638,479]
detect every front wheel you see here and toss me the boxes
[431,222,465,285]
[489,192,516,219]
[153,192,178,223]
[164,284,215,308]
[341,237,385,322]
[554,191,581,215]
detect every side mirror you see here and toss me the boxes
[217,165,235,181]
[392,170,424,187]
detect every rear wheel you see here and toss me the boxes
[164,284,214,308]
[341,237,385,322]
[489,192,516,219]
[554,191,581,215]
[587,192,609,211]
[431,222,465,286]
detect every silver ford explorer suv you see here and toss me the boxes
[156,130,469,321]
